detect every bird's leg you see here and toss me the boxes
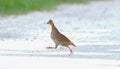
[55,44,59,49]
[67,46,73,56]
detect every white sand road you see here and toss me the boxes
[0,0,120,69]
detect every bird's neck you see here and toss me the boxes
[52,25,59,33]
[49,23,55,28]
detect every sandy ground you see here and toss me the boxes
[0,0,120,69]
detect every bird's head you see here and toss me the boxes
[47,20,54,28]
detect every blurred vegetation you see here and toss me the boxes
[0,0,90,15]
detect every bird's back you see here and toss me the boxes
[51,26,75,46]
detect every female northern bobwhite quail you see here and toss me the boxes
[47,20,76,55]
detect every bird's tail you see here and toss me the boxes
[71,43,76,47]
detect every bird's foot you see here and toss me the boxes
[69,52,73,56]
[69,53,72,56]
[46,47,55,49]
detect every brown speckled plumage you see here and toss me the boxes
[47,20,76,55]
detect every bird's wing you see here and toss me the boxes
[57,33,71,42]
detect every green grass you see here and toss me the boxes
[0,0,90,15]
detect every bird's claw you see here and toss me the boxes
[46,47,55,49]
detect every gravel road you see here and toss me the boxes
[0,0,120,43]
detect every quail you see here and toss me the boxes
[47,20,76,55]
